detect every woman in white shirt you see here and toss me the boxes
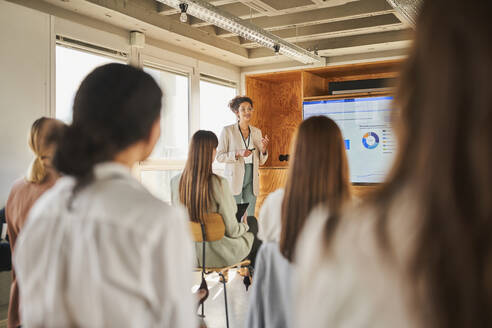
[247,116,352,328]
[216,96,269,217]
[295,1,492,327]
[14,63,196,328]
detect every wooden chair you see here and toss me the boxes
[189,213,251,328]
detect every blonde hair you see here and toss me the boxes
[179,130,219,222]
[26,117,65,183]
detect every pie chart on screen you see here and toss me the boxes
[362,132,379,149]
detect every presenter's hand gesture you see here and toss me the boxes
[242,212,249,226]
[261,135,270,154]
[236,149,252,158]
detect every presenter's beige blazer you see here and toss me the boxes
[216,123,268,196]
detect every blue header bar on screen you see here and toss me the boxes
[303,96,393,106]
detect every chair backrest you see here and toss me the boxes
[189,213,225,242]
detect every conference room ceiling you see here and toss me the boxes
[35,0,413,68]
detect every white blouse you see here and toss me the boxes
[257,188,284,242]
[14,162,196,328]
[295,198,420,328]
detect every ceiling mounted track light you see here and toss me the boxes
[155,0,322,64]
[386,0,423,28]
[179,3,188,23]
[273,44,280,56]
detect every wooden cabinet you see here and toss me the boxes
[247,59,403,213]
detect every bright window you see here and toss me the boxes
[140,169,181,203]
[145,66,189,160]
[139,65,190,204]
[56,45,123,123]
[199,77,237,174]
[199,78,237,138]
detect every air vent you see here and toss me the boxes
[56,35,127,59]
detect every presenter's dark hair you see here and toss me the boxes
[228,96,253,114]
[325,0,492,327]
[53,63,162,190]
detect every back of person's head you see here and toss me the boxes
[341,0,492,326]
[26,117,66,184]
[280,116,351,261]
[180,130,219,222]
[53,63,162,189]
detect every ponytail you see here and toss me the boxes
[26,156,47,184]
[52,63,162,193]
[26,117,49,183]
[53,125,115,184]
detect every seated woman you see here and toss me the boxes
[295,1,492,327]
[14,63,195,327]
[246,116,352,328]
[171,130,261,268]
[5,117,65,328]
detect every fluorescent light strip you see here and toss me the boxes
[386,0,422,28]
[156,0,322,64]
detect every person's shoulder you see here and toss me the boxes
[7,177,30,199]
[214,175,229,190]
[223,124,236,131]
[23,176,76,227]
[170,173,182,187]
[116,181,188,233]
[261,188,284,212]
[267,188,284,201]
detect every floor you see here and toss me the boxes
[0,271,250,328]
[193,270,250,328]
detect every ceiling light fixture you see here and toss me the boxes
[273,44,280,56]
[179,3,188,23]
[155,0,322,64]
[386,0,423,28]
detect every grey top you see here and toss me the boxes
[246,242,294,328]
[171,173,254,268]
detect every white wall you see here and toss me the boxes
[0,0,52,206]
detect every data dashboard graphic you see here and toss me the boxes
[303,96,396,183]
[362,132,380,149]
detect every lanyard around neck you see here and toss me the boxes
[238,123,251,149]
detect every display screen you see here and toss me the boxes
[303,96,396,183]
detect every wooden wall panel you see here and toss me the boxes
[302,71,327,98]
[248,76,302,167]
[255,168,288,217]
[352,185,380,199]
[247,78,272,162]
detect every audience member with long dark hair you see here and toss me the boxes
[247,116,351,328]
[171,130,261,268]
[5,117,65,328]
[295,1,492,327]
[13,64,196,327]
[257,116,352,244]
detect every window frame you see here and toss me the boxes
[54,38,129,122]
[135,56,194,181]
[198,75,238,174]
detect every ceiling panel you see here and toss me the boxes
[258,0,315,11]
[37,0,412,68]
